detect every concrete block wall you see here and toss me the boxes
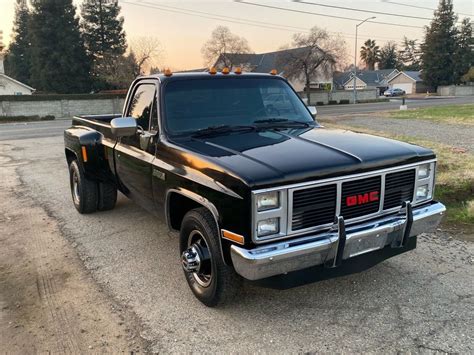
[0,97,126,118]
[437,85,474,96]
[307,89,377,104]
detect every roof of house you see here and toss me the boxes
[388,71,422,83]
[214,47,311,74]
[0,73,36,92]
[335,69,399,87]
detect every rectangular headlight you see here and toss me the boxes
[257,218,280,237]
[418,164,430,179]
[257,191,279,211]
[416,185,429,200]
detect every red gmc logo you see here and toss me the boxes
[346,191,379,207]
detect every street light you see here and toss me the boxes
[353,16,376,104]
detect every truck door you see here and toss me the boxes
[115,81,157,212]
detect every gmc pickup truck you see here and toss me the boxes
[64,71,445,306]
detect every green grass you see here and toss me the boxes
[388,104,474,125]
[326,123,474,232]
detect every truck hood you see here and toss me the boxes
[173,127,435,188]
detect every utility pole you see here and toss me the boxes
[353,17,375,104]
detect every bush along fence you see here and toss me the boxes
[0,94,126,119]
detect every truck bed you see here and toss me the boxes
[72,114,122,139]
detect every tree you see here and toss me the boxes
[201,26,252,68]
[421,0,458,88]
[81,0,127,89]
[280,26,346,104]
[399,37,421,71]
[4,0,31,84]
[129,36,162,76]
[360,39,379,70]
[378,42,400,69]
[29,0,91,93]
[454,18,473,84]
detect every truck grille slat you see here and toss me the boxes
[290,168,418,232]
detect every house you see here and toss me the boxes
[387,71,427,94]
[213,48,333,92]
[0,52,35,95]
[334,69,399,95]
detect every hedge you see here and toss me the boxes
[0,115,55,123]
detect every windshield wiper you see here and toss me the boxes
[191,124,256,138]
[254,118,312,128]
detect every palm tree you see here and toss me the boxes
[360,39,380,71]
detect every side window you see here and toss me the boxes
[127,84,156,130]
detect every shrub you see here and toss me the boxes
[0,115,56,123]
[339,99,350,104]
[316,101,325,106]
[328,100,338,105]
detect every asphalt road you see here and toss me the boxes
[0,96,471,141]
[1,136,472,353]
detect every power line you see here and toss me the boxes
[381,0,473,17]
[294,0,433,21]
[121,0,411,42]
[235,1,424,29]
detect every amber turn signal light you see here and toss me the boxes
[221,230,245,245]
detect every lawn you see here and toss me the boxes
[325,123,474,233]
[388,104,474,125]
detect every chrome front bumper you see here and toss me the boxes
[231,202,446,280]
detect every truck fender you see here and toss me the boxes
[165,188,229,265]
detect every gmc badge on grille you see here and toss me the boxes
[346,191,379,207]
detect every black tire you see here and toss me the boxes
[180,208,241,307]
[98,182,117,211]
[69,159,98,214]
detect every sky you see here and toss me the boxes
[0,0,472,70]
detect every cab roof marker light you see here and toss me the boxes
[222,67,230,74]
[164,68,173,77]
[209,67,217,75]
[234,67,242,74]
[270,69,278,75]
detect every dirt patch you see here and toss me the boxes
[0,146,149,353]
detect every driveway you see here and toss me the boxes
[1,136,472,353]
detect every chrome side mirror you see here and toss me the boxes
[110,117,137,137]
[308,106,317,118]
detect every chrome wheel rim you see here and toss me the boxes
[187,230,212,288]
[72,170,80,204]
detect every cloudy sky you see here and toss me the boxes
[0,0,472,70]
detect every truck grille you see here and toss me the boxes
[291,184,337,231]
[341,176,381,219]
[383,169,415,209]
[290,169,416,232]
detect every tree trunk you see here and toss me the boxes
[305,77,311,105]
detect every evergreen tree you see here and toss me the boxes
[81,0,127,89]
[4,0,31,84]
[29,0,91,93]
[399,37,421,71]
[378,42,400,69]
[454,18,473,84]
[421,0,458,88]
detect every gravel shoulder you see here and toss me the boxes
[323,115,474,153]
[0,143,149,353]
[1,136,472,353]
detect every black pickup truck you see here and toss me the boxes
[64,71,445,306]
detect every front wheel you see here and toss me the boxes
[180,208,241,307]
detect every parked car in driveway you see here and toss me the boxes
[384,88,406,97]
[64,70,445,306]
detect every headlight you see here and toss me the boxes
[416,185,429,200]
[256,191,279,211]
[418,164,430,179]
[257,218,280,237]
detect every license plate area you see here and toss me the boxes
[343,232,388,259]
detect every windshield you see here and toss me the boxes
[163,78,315,135]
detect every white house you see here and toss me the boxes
[0,52,35,95]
